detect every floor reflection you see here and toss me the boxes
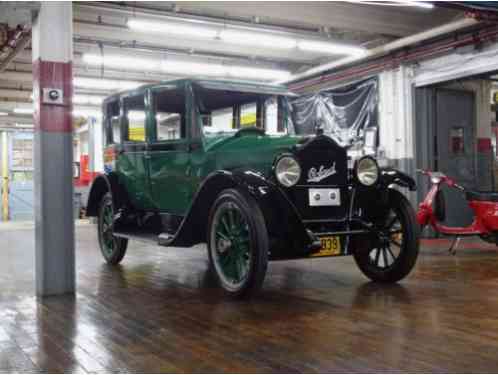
[2,225,498,372]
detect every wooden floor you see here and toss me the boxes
[2,223,498,373]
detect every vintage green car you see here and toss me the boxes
[87,78,420,297]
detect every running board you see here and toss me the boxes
[114,231,175,246]
[114,231,158,244]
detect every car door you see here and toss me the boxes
[147,83,193,216]
[118,93,154,209]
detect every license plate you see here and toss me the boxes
[312,236,342,257]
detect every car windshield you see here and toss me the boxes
[194,85,291,137]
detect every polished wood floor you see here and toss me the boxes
[2,223,498,373]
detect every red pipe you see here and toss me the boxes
[290,25,498,92]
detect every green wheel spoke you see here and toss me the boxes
[220,216,231,236]
[228,209,236,231]
[216,229,230,241]
[235,258,245,282]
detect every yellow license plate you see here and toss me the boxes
[312,236,342,257]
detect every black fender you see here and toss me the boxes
[86,173,130,216]
[169,169,310,249]
[379,168,416,191]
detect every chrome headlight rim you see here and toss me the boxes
[274,154,302,188]
[355,156,379,187]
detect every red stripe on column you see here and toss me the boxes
[33,58,73,133]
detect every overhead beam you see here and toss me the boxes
[0,30,32,73]
[81,1,456,38]
[73,20,316,64]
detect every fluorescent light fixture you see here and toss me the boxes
[220,29,297,49]
[297,40,366,56]
[163,59,290,81]
[355,0,434,9]
[15,123,33,128]
[128,19,218,39]
[127,18,370,57]
[14,108,34,114]
[161,60,225,77]
[83,54,161,71]
[0,112,8,116]
[73,95,105,106]
[73,77,144,91]
[403,1,434,9]
[227,66,291,81]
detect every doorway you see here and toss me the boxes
[415,86,477,228]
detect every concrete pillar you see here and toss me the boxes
[32,3,75,296]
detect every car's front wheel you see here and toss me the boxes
[98,193,128,265]
[353,189,419,283]
[207,188,269,297]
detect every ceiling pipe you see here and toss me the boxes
[0,88,32,101]
[279,17,479,85]
[290,23,498,92]
[77,2,342,40]
[0,28,31,73]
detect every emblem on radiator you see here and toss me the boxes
[307,163,336,183]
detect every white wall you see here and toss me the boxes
[378,65,415,167]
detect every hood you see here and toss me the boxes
[204,132,302,175]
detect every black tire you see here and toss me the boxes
[207,188,269,298]
[353,189,419,283]
[97,193,128,265]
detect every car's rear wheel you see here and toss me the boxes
[98,193,128,265]
[207,188,268,297]
[353,189,419,283]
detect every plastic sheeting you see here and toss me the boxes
[288,77,378,147]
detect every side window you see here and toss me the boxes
[105,100,120,145]
[152,88,186,141]
[207,107,234,133]
[240,102,257,128]
[123,95,146,143]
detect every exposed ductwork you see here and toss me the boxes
[281,17,479,86]
[0,24,31,73]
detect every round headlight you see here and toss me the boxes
[356,156,379,186]
[275,156,301,187]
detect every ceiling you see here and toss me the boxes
[0,1,462,126]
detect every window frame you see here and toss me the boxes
[104,99,121,146]
[121,93,147,145]
[148,83,189,146]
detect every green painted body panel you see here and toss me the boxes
[148,143,193,215]
[203,133,301,177]
[106,78,301,216]
[117,148,155,209]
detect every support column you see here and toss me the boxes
[32,3,75,296]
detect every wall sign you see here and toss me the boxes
[42,88,64,105]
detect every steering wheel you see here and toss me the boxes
[234,126,266,137]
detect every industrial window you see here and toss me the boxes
[123,95,146,143]
[152,88,186,141]
[105,100,120,145]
